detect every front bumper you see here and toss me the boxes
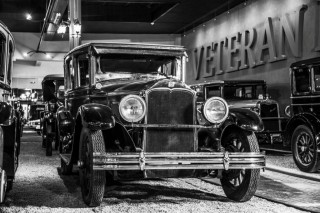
[90,151,265,171]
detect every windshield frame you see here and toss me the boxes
[93,53,184,85]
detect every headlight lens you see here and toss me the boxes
[203,97,228,124]
[119,95,146,122]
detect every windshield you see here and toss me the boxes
[95,54,182,82]
[223,85,266,100]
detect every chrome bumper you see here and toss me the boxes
[90,151,266,171]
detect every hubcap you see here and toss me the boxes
[225,138,246,187]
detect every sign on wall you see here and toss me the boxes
[190,4,308,80]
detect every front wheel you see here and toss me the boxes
[292,125,320,173]
[220,129,260,202]
[79,128,106,207]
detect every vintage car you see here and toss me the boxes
[190,80,286,149]
[0,22,21,202]
[57,42,265,206]
[284,57,320,172]
[41,74,64,156]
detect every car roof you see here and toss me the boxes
[190,80,266,87]
[290,57,320,68]
[42,74,64,82]
[65,42,186,58]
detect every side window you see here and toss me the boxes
[206,86,220,98]
[77,54,89,87]
[256,85,265,99]
[65,58,74,90]
[244,86,252,98]
[0,33,5,82]
[293,67,310,94]
[313,66,320,92]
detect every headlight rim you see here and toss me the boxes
[203,97,229,124]
[119,94,146,123]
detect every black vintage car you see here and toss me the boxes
[41,74,64,156]
[190,80,286,149]
[284,57,320,172]
[0,22,21,202]
[57,42,265,206]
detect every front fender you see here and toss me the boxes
[227,108,264,132]
[57,106,74,135]
[77,103,115,130]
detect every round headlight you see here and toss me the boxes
[119,95,146,122]
[203,97,229,124]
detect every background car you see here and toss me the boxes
[284,57,320,173]
[0,21,21,202]
[57,42,265,206]
[191,80,288,151]
[41,74,64,156]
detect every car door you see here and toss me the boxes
[65,52,91,118]
[291,65,312,115]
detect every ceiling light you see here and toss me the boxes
[151,22,155,25]
[74,19,81,35]
[45,54,52,59]
[26,13,32,20]
[23,52,28,57]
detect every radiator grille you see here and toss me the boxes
[145,88,196,177]
[260,103,280,131]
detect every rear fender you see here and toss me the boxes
[2,120,17,178]
[227,108,264,132]
[0,102,13,125]
[284,113,320,149]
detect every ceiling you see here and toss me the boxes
[0,0,245,38]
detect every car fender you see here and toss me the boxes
[226,108,264,132]
[284,113,320,149]
[77,103,116,130]
[56,106,74,135]
[0,102,14,125]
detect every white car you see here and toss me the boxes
[27,119,40,129]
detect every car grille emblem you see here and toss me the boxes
[168,81,175,88]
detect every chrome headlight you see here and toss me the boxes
[119,95,146,122]
[203,97,229,124]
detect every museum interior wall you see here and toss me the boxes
[182,0,318,115]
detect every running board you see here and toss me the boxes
[259,147,292,154]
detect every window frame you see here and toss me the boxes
[292,66,311,96]
[311,65,320,95]
[74,53,90,89]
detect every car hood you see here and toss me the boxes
[100,78,189,95]
[227,99,261,109]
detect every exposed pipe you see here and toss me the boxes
[32,0,56,54]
